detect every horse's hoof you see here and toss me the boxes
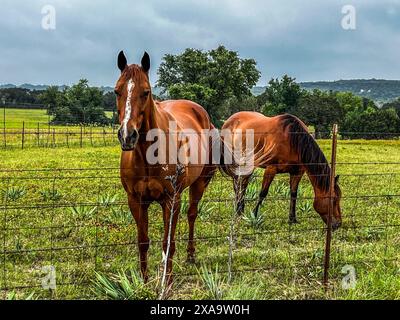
[289,218,298,224]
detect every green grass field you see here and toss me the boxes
[0,138,399,300]
[1,108,114,129]
[1,108,115,149]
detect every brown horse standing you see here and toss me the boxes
[221,112,342,229]
[114,51,217,282]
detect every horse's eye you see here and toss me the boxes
[142,90,150,98]
[114,90,121,97]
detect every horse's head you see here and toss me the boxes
[313,175,342,231]
[114,51,152,151]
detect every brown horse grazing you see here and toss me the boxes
[114,51,217,282]
[221,112,342,229]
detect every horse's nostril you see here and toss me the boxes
[131,130,139,140]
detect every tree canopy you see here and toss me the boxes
[157,45,260,125]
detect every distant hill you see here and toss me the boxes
[251,79,400,104]
[3,79,400,103]
[0,83,164,96]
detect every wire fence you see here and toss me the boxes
[0,159,399,299]
[1,124,400,150]
[1,123,118,149]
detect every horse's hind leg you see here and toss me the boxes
[234,174,252,215]
[187,166,215,263]
[289,171,303,224]
[253,166,276,217]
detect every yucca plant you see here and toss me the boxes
[299,201,313,215]
[103,206,133,225]
[98,193,118,207]
[270,181,286,197]
[198,201,216,221]
[40,188,62,202]
[180,193,189,215]
[92,269,155,300]
[69,205,97,220]
[197,264,225,300]
[243,210,265,230]
[2,186,26,201]
[245,183,259,201]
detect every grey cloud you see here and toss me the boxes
[0,0,399,87]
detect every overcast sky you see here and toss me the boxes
[1,0,400,87]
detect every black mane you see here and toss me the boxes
[280,114,331,192]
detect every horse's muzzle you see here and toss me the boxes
[118,128,139,151]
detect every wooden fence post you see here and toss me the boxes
[80,125,83,148]
[21,121,25,149]
[323,124,338,290]
[90,126,93,146]
[37,122,40,147]
[3,106,6,148]
[52,128,56,148]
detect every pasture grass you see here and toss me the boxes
[1,108,113,129]
[0,139,399,300]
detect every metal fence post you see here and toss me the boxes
[323,123,338,290]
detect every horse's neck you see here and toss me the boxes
[305,163,331,198]
[142,99,169,132]
[136,99,169,167]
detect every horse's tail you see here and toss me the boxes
[218,130,274,178]
[219,134,235,177]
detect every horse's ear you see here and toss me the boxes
[117,51,127,72]
[335,175,340,183]
[141,51,150,73]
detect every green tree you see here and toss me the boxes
[382,98,400,118]
[52,79,109,125]
[296,89,345,138]
[260,75,304,116]
[341,107,400,139]
[157,45,261,125]
[220,95,259,120]
[39,86,63,115]
[103,91,116,111]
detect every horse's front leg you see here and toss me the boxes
[161,195,181,285]
[128,195,150,282]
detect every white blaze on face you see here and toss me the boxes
[122,79,135,140]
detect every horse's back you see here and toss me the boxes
[222,111,281,134]
[222,112,308,169]
[158,99,213,130]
